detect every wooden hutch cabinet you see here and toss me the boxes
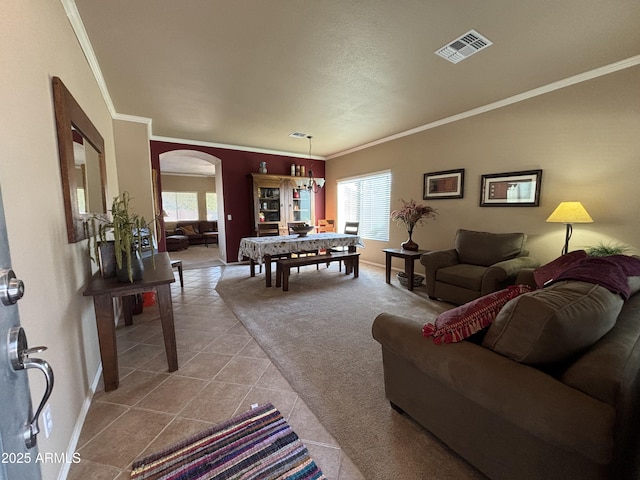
[251,173,314,235]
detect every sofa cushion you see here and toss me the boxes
[482,281,623,365]
[423,284,532,344]
[455,229,525,267]
[436,264,487,291]
[533,250,588,288]
[178,224,198,235]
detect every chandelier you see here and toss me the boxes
[295,136,325,193]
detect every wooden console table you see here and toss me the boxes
[383,248,428,291]
[83,252,177,391]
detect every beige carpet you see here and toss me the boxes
[216,262,487,480]
[168,244,224,270]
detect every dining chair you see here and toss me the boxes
[287,223,319,271]
[330,221,359,271]
[256,223,287,273]
[317,219,336,233]
[257,223,280,237]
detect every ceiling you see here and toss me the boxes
[71,0,640,159]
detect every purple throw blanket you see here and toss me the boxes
[550,255,640,299]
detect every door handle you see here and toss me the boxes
[8,326,54,449]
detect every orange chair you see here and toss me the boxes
[317,219,336,232]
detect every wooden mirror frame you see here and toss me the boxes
[53,76,108,243]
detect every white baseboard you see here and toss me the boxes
[57,365,102,480]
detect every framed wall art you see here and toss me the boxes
[480,169,542,207]
[423,169,464,200]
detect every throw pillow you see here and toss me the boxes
[482,281,623,365]
[180,225,198,235]
[422,284,533,344]
[533,250,588,288]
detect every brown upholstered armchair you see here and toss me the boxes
[421,229,540,305]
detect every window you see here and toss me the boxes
[206,192,218,220]
[161,191,198,221]
[337,170,391,242]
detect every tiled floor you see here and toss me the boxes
[67,266,364,480]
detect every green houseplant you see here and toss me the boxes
[86,191,156,282]
[585,240,630,257]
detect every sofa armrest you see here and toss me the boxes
[421,249,459,297]
[515,268,537,288]
[372,312,615,464]
[480,256,541,295]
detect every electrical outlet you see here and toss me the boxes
[43,403,53,438]
[227,214,232,221]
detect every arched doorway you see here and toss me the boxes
[158,150,227,263]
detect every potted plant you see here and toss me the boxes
[585,240,630,257]
[85,191,156,282]
[390,198,438,251]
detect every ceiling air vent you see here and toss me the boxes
[435,29,493,64]
[289,132,308,139]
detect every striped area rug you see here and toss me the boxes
[130,403,325,480]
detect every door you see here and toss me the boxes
[0,186,53,480]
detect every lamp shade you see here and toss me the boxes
[546,202,593,224]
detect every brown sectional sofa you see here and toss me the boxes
[166,220,218,251]
[372,267,640,480]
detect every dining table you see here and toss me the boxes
[238,232,363,287]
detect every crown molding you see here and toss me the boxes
[61,0,116,117]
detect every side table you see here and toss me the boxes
[83,252,178,391]
[383,248,428,291]
[203,231,219,247]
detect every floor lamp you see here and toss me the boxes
[546,201,594,255]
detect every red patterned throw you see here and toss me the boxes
[423,284,533,344]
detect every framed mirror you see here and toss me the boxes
[53,76,108,243]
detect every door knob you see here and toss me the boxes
[8,327,54,449]
[0,269,25,305]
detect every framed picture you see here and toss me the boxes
[423,169,464,200]
[480,169,542,207]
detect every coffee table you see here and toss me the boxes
[383,248,428,291]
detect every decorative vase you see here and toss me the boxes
[401,228,419,251]
[259,161,267,174]
[97,240,116,277]
[116,248,144,283]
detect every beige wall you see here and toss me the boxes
[114,119,154,220]
[160,174,217,228]
[1,1,118,478]
[326,65,640,268]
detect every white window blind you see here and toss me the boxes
[337,170,391,242]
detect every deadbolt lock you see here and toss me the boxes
[0,269,25,305]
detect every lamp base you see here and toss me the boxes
[562,224,573,256]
